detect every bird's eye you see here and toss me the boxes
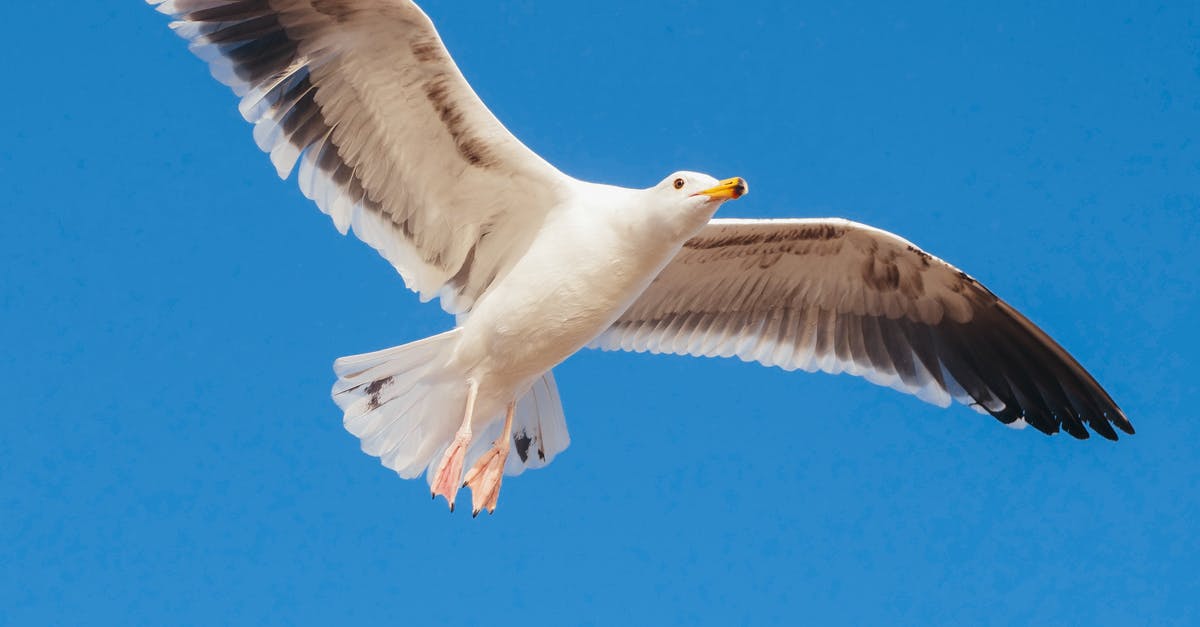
[673,178,685,190]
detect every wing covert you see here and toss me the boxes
[592,218,1132,440]
[151,0,571,313]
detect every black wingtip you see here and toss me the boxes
[1063,420,1090,440]
[1111,410,1136,436]
[1090,417,1119,441]
[953,299,1134,444]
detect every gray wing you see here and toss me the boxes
[591,218,1133,440]
[150,0,571,314]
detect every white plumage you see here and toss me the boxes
[150,0,1132,515]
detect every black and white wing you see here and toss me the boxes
[592,218,1133,440]
[150,0,571,314]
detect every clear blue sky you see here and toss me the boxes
[3,1,1198,624]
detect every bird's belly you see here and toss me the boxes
[451,224,677,385]
[497,279,630,361]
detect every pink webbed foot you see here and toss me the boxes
[464,443,508,517]
[430,433,470,512]
[464,400,515,517]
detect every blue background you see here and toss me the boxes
[3,1,1198,624]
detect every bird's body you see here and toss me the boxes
[149,0,1132,515]
[446,178,719,432]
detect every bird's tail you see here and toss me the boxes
[332,330,468,479]
[465,370,570,478]
[331,330,570,482]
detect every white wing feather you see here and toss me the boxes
[593,218,1132,440]
[151,0,570,314]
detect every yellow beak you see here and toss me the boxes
[694,177,749,200]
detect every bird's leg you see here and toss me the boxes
[430,379,478,512]
[464,399,515,517]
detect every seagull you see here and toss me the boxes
[150,0,1132,515]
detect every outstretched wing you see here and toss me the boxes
[150,0,571,314]
[591,218,1132,440]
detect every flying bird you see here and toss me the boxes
[149,0,1132,516]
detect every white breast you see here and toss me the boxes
[449,190,693,384]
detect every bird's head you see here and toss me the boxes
[655,171,748,211]
[657,169,748,211]
[636,172,748,238]
[628,170,748,239]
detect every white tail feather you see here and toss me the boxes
[332,331,570,483]
[333,330,466,479]
[461,371,571,479]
